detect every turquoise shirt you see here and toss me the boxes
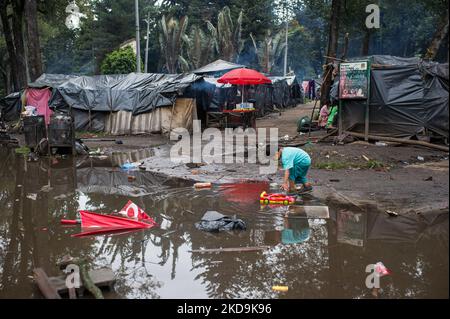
[281,147,311,170]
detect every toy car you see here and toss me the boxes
[260,191,296,205]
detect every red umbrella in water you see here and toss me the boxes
[218,68,272,105]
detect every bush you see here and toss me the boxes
[100,46,142,74]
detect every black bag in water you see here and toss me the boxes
[195,211,246,232]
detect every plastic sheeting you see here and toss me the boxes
[335,55,449,139]
[0,91,22,122]
[204,76,304,116]
[46,73,203,115]
[195,211,247,232]
[193,59,245,75]
[25,88,53,125]
[104,98,197,135]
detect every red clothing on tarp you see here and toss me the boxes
[25,88,52,125]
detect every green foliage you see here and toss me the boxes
[251,29,286,74]
[206,6,244,62]
[159,15,189,73]
[100,46,140,75]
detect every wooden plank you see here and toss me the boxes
[33,268,62,299]
[49,268,116,295]
[190,246,271,254]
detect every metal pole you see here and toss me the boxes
[135,0,141,73]
[284,19,288,76]
[144,13,150,73]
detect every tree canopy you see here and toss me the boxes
[0,0,448,95]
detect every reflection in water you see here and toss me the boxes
[0,148,448,299]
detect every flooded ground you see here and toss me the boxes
[0,148,448,299]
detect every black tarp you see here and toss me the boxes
[204,75,304,117]
[0,91,22,122]
[49,73,206,115]
[193,59,245,76]
[1,73,215,131]
[334,55,449,139]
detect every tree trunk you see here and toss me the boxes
[361,29,371,56]
[12,0,28,88]
[425,10,449,60]
[0,1,20,91]
[24,0,42,81]
[320,0,342,107]
[341,32,349,60]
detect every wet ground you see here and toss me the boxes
[0,147,448,299]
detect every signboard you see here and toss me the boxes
[337,210,366,247]
[339,61,370,99]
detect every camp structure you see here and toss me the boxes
[193,59,246,77]
[204,75,304,117]
[334,55,449,141]
[1,73,214,135]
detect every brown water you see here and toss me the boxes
[0,148,448,299]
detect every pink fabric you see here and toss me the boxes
[26,88,52,125]
[319,105,329,127]
[302,81,309,94]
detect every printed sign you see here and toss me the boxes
[339,61,370,99]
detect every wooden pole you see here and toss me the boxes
[364,61,371,141]
[344,131,449,152]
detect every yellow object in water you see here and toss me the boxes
[272,286,289,292]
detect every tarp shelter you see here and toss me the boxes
[1,73,215,135]
[334,55,449,139]
[0,92,22,122]
[193,59,246,77]
[204,75,304,117]
[270,76,304,108]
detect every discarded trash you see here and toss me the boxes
[424,176,433,181]
[329,179,340,182]
[27,193,37,200]
[282,135,290,141]
[272,286,289,292]
[417,156,425,161]
[194,182,212,189]
[121,162,138,170]
[40,185,53,192]
[115,140,123,145]
[195,211,246,232]
[375,142,387,147]
[260,191,295,205]
[127,175,136,182]
[269,183,279,188]
[117,200,156,224]
[62,201,158,237]
[385,210,398,217]
[374,262,391,277]
[362,155,370,162]
[89,148,104,156]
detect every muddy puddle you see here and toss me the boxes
[0,148,448,299]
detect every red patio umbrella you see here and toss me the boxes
[218,68,272,106]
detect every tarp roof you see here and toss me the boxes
[28,74,81,88]
[46,73,206,115]
[193,59,246,75]
[338,55,449,139]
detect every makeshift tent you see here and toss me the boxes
[1,73,215,134]
[193,59,246,76]
[0,92,22,122]
[204,75,304,117]
[334,55,449,139]
[269,76,304,108]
